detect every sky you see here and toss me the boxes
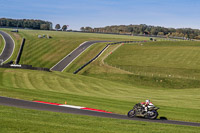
[0,0,200,30]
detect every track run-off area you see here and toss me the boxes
[0,96,199,127]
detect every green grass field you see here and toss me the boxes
[105,41,200,71]
[1,105,199,133]
[78,41,200,88]
[0,29,200,132]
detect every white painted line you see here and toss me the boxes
[59,105,85,109]
[0,33,6,58]
[50,41,88,70]
[61,42,97,72]
[79,41,89,46]
[95,43,121,62]
[93,45,110,62]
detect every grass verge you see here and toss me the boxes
[0,105,200,133]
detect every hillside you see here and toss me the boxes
[76,41,200,88]
[6,29,151,68]
[0,68,200,123]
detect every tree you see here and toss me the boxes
[57,23,200,39]
[55,24,60,30]
[127,27,133,33]
[80,27,85,31]
[40,24,49,30]
[150,28,158,35]
[85,27,92,32]
[62,25,68,31]
[0,18,52,30]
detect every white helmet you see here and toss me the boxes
[145,100,150,104]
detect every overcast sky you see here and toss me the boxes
[0,0,200,30]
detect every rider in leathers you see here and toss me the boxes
[140,100,154,114]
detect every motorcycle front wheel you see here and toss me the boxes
[127,109,136,118]
[148,111,158,119]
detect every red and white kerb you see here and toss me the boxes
[33,101,112,113]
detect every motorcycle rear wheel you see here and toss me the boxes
[127,109,136,118]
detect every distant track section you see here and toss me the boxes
[50,41,110,72]
[0,96,200,127]
[73,41,149,74]
[0,31,15,63]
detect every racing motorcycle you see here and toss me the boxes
[127,103,159,119]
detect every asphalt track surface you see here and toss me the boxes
[0,96,200,127]
[51,41,110,71]
[0,30,15,63]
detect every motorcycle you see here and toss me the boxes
[127,103,159,119]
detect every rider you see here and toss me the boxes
[140,100,154,113]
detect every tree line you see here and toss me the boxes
[0,18,52,30]
[80,24,200,39]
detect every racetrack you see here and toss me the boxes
[0,30,15,63]
[50,41,110,71]
[0,32,199,127]
[0,96,199,127]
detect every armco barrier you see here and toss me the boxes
[16,38,26,64]
[73,45,109,74]
[73,41,149,74]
